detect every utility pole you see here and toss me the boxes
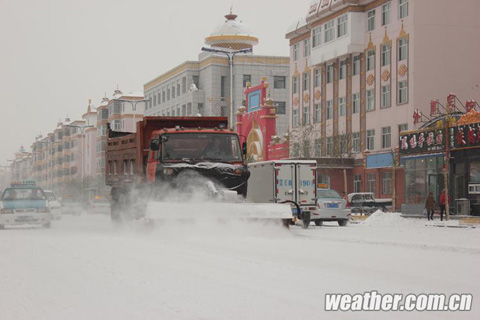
[201,46,252,129]
[444,94,455,220]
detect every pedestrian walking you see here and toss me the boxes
[425,192,436,221]
[439,189,449,221]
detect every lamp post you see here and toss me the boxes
[114,99,147,132]
[67,125,93,203]
[201,47,253,129]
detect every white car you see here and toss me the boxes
[311,189,350,226]
[90,198,111,214]
[44,190,62,220]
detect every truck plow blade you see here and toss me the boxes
[145,202,293,221]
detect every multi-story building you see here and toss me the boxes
[10,147,32,182]
[144,11,290,135]
[96,89,144,176]
[286,0,480,207]
[83,99,98,178]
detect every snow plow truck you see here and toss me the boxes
[105,117,296,225]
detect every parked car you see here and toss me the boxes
[90,198,111,214]
[311,189,350,226]
[44,190,62,220]
[347,192,392,215]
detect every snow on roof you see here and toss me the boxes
[210,15,254,37]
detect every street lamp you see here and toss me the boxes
[201,46,253,129]
[67,125,93,203]
[114,99,147,132]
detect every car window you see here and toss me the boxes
[2,188,46,201]
[44,192,57,201]
[317,189,341,199]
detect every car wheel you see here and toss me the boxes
[314,220,323,226]
[338,220,348,227]
[302,212,311,229]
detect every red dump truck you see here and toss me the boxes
[105,117,251,222]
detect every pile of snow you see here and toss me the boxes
[361,210,413,227]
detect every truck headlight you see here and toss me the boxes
[163,168,174,175]
[0,209,13,214]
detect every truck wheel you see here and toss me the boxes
[282,219,291,228]
[338,220,348,227]
[302,212,311,229]
[314,220,323,226]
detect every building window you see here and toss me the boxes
[293,76,299,94]
[339,60,346,80]
[187,103,192,115]
[314,103,321,123]
[274,76,286,89]
[366,50,375,71]
[354,174,362,192]
[221,76,226,97]
[367,173,376,193]
[162,90,165,102]
[337,14,348,37]
[326,137,333,156]
[381,85,391,108]
[367,89,375,111]
[239,75,250,89]
[381,44,390,66]
[304,38,311,57]
[293,143,300,157]
[303,106,310,125]
[315,139,322,157]
[339,97,346,116]
[326,100,333,120]
[340,134,347,154]
[399,123,408,133]
[352,93,360,114]
[367,129,375,150]
[167,88,170,100]
[275,101,286,114]
[326,64,334,83]
[367,9,375,31]
[303,72,310,91]
[293,109,299,127]
[324,20,335,42]
[398,81,408,104]
[314,68,321,87]
[182,77,187,94]
[399,0,409,19]
[193,76,200,89]
[398,38,408,61]
[312,26,321,47]
[293,43,300,61]
[177,82,180,96]
[382,172,392,194]
[153,95,157,106]
[382,126,391,148]
[352,132,360,153]
[382,2,391,26]
[352,55,360,76]
[172,85,176,98]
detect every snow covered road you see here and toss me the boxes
[0,213,479,320]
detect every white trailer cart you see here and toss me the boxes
[247,160,317,228]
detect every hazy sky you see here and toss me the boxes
[0,0,307,164]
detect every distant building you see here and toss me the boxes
[10,147,32,182]
[144,11,290,135]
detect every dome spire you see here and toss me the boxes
[225,6,237,21]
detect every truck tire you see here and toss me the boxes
[314,220,323,226]
[338,220,348,227]
[302,212,311,229]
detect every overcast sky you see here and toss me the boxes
[0,0,306,165]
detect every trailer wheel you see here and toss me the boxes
[302,212,311,229]
[314,220,323,226]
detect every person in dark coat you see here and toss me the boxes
[425,192,437,221]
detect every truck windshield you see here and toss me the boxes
[161,133,242,162]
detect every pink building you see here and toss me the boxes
[286,0,480,208]
[82,100,98,178]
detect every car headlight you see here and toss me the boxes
[37,207,50,213]
[0,209,13,214]
[163,168,174,175]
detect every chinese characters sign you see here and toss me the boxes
[450,123,480,150]
[399,129,445,155]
